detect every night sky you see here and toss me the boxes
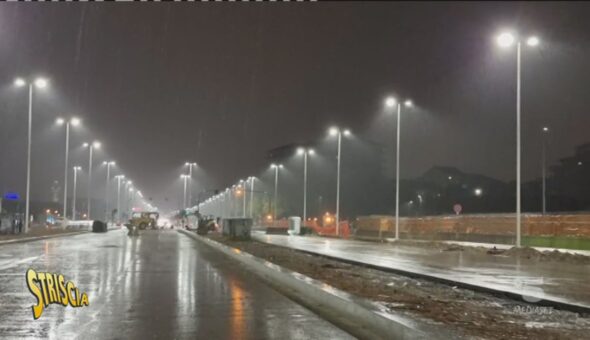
[1,2,590,212]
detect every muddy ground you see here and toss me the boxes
[389,239,590,265]
[207,234,590,340]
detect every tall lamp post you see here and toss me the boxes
[328,127,351,236]
[249,177,256,218]
[72,166,82,220]
[297,147,315,224]
[115,175,125,223]
[541,127,549,214]
[185,162,197,207]
[385,97,413,240]
[180,174,189,209]
[239,180,246,218]
[83,141,101,220]
[56,117,81,219]
[14,77,48,233]
[496,31,540,247]
[103,161,115,222]
[270,164,283,220]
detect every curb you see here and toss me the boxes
[254,235,590,315]
[0,231,90,246]
[178,230,459,340]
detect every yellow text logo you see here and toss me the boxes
[26,269,89,319]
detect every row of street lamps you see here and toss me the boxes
[12,76,153,231]
[199,31,541,247]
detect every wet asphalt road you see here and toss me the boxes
[0,229,353,339]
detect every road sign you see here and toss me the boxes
[3,192,20,201]
[453,203,462,215]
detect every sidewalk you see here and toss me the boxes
[253,232,590,313]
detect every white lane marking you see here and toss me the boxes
[0,256,41,271]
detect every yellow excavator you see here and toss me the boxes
[126,211,159,235]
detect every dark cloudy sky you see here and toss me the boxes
[1,2,590,211]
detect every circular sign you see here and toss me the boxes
[453,203,462,215]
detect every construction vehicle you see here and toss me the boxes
[127,211,159,231]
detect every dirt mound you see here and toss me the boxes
[505,246,590,264]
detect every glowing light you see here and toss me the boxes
[56,118,65,125]
[343,129,351,136]
[329,127,338,136]
[527,36,539,47]
[385,96,396,108]
[297,147,304,155]
[34,78,48,88]
[474,188,483,196]
[497,32,515,48]
[14,78,26,87]
[404,100,413,107]
[71,117,81,126]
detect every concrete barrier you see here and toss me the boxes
[178,229,460,340]
[354,213,590,242]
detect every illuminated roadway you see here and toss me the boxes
[0,230,353,339]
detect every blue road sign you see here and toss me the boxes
[3,192,20,201]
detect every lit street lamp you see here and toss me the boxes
[270,164,284,220]
[180,174,189,209]
[297,147,315,224]
[328,126,351,236]
[238,179,246,218]
[14,76,49,233]
[83,141,101,220]
[103,161,115,221]
[185,162,197,207]
[115,175,125,223]
[385,96,413,240]
[72,166,82,220]
[496,31,540,247]
[541,127,549,214]
[248,177,256,218]
[56,117,80,219]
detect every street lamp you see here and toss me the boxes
[328,127,351,235]
[14,76,49,233]
[270,164,283,220]
[496,31,540,247]
[385,96,413,240]
[248,177,256,218]
[185,162,197,207]
[238,179,246,218]
[115,175,125,223]
[82,141,101,220]
[72,166,82,220]
[297,147,315,225]
[541,127,549,214]
[56,117,81,219]
[180,174,189,209]
[102,161,115,222]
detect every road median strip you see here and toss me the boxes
[178,229,458,340]
[0,231,90,246]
